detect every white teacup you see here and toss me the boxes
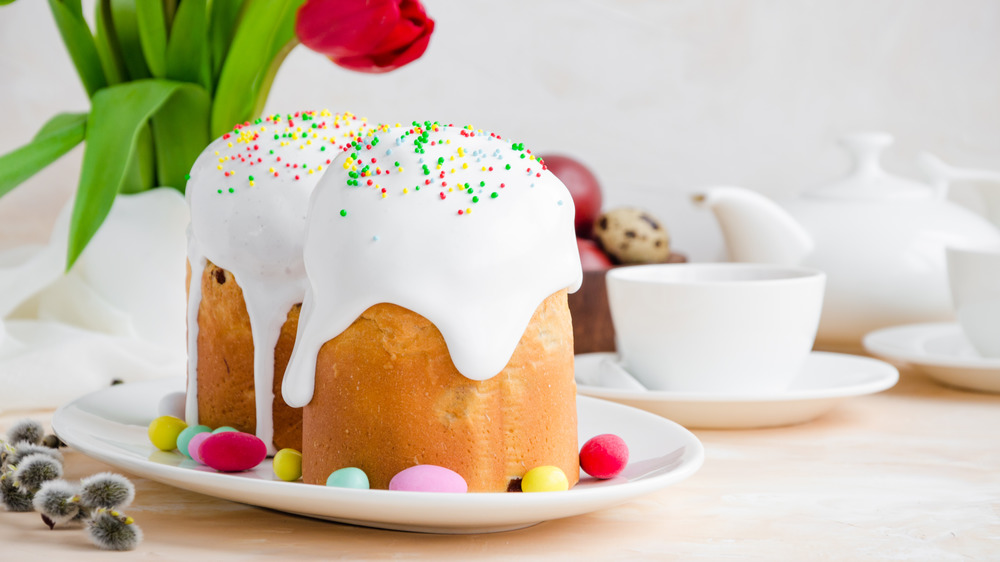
[946,245,1000,358]
[606,263,826,394]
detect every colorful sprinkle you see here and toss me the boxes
[332,121,557,216]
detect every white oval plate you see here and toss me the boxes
[575,352,898,429]
[863,322,1000,394]
[52,378,703,534]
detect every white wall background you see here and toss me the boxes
[2,0,999,258]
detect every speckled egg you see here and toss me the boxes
[389,465,468,493]
[593,207,670,264]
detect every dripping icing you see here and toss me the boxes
[185,110,376,451]
[282,122,583,408]
[184,240,205,428]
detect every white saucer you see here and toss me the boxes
[574,352,898,429]
[52,378,704,534]
[863,322,1000,394]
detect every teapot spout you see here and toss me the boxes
[694,186,813,265]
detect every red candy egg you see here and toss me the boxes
[579,434,629,479]
[199,432,267,472]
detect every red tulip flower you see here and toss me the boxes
[296,0,435,73]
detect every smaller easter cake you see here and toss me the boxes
[185,110,379,453]
[282,122,584,492]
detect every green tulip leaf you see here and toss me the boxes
[164,0,178,27]
[151,84,211,193]
[68,80,194,270]
[33,111,88,140]
[94,0,127,85]
[121,122,156,194]
[166,0,211,91]
[135,1,167,77]
[48,0,107,97]
[208,0,246,83]
[211,0,304,137]
[0,112,87,200]
[109,0,150,79]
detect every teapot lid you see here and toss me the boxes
[805,132,933,200]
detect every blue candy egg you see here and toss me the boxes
[326,467,370,489]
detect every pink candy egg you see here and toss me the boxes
[389,465,468,493]
[199,432,267,472]
[187,431,214,464]
[579,434,629,479]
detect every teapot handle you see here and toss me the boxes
[840,132,893,181]
[919,153,1000,199]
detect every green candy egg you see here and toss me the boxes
[212,426,238,434]
[176,425,211,458]
[273,448,303,482]
[326,467,369,489]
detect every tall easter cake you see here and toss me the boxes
[185,110,379,453]
[282,122,584,491]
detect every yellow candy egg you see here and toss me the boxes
[148,415,188,452]
[521,466,569,492]
[273,448,303,482]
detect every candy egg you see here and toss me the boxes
[389,465,467,493]
[273,448,303,482]
[212,426,238,434]
[326,467,370,489]
[147,415,188,451]
[199,432,267,472]
[176,425,212,458]
[521,466,569,492]
[157,392,186,419]
[187,431,214,464]
[579,433,629,479]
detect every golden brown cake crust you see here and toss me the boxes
[302,290,579,492]
[188,259,303,451]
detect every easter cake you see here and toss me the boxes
[184,110,378,453]
[281,122,584,492]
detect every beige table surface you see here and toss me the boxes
[3,364,998,561]
[2,191,998,559]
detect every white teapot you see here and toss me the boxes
[696,132,1000,347]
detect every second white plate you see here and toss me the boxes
[863,322,1000,394]
[575,352,898,429]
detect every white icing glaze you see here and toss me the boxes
[282,122,583,408]
[185,110,375,452]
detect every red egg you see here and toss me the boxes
[579,434,629,479]
[199,432,267,472]
[541,154,603,239]
[577,238,614,271]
